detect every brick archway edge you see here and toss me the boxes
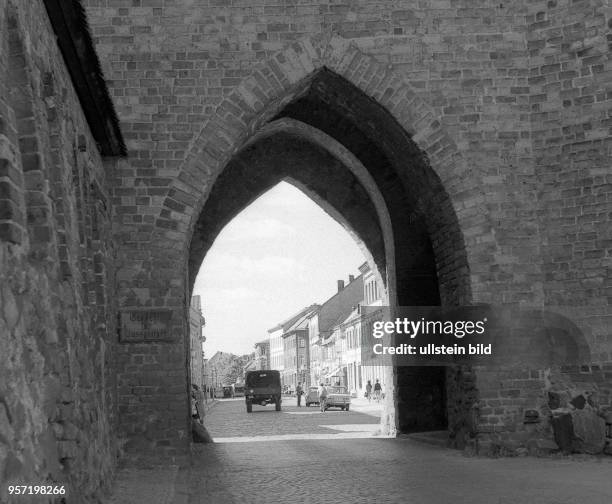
[156,34,472,268]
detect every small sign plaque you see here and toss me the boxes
[119,309,174,342]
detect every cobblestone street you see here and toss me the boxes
[204,397,382,441]
[189,440,612,504]
[182,397,612,503]
[104,397,612,503]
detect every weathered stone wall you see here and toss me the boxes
[0,1,118,501]
[75,0,611,452]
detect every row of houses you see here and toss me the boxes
[189,295,207,391]
[252,262,387,398]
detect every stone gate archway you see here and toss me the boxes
[116,36,484,449]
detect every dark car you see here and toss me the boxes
[305,386,319,407]
[244,370,282,413]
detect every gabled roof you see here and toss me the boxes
[341,305,361,326]
[317,274,364,335]
[282,306,318,337]
[267,304,320,333]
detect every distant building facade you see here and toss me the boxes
[265,267,384,396]
[202,358,212,396]
[242,356,258,377]
[309,275,364,387]
[340,306,362,395]
[333,263,386,396]
[357,262,386,396]
[253,340,270,370]
[189,296,206,390]
[268,305,319,389]
[281,308,317,390]
[268,325,285,374]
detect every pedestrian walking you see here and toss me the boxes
[374,379,382,403]
[365,380,372,402]
[318,383,328,412]
[296,382,304,407]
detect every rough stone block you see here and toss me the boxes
[571,409,606,454]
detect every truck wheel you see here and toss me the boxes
[275,398,281,411]
[345,405,350,411]
[246,401,252,413]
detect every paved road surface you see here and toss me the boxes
[205,396,381,440]
[106,397,612,504]
[189,397,612,503]
[189,438,612,504]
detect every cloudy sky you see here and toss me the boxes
[193,181,366,357]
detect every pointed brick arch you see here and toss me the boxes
[174,36,484,439]
[114,35,490,445]
[154,36,487,306]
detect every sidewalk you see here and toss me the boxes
[349,396,383,418]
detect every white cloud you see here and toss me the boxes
[192,180,367,356]
[197,253,304,281]
[212,286,258,300]
[221,216,297,242]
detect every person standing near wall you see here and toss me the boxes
[296,382,304,407]
[318,383,328,412]
[374,379,382,403]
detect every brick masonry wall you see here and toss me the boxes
[528,0,611,357]
[83,0,538,304]
[0,0,118,501]
[77,0,611,451]
[0,1,607,484]
[470,0,612,451]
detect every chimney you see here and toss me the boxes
[337,280,345,292]
[348,274,355,283]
